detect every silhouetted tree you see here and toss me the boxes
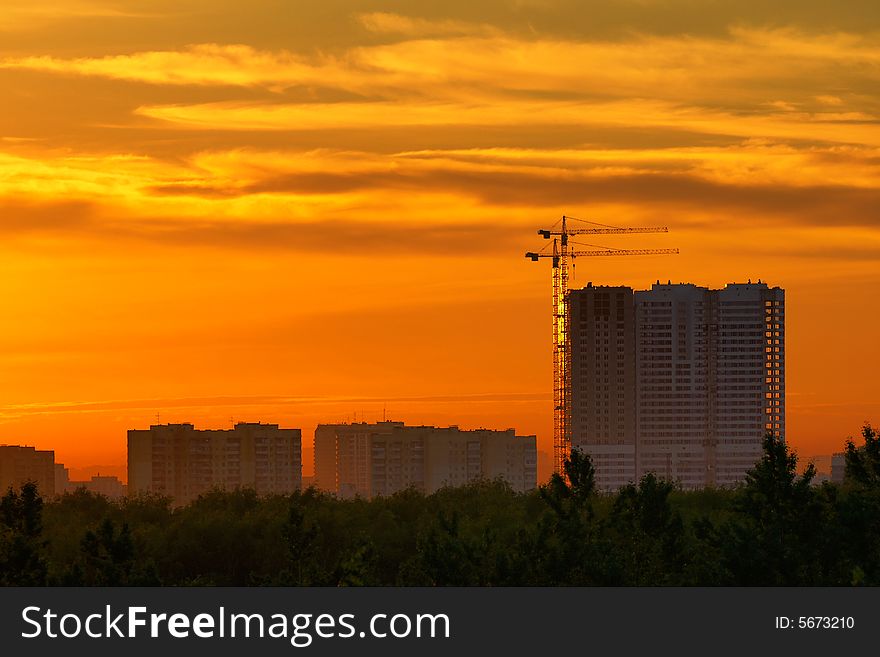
[839,424,880,583]
[78,519,134,585]
[532,448,618,584]
[607,474,686,585]
[845,424,880,488]
[709,434,833,584]
[335,537,379,586]
[279,490,328,585]
[0,482,47,585]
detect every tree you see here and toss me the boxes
[607,474,686,585]
[0,482,48,585]
[78,519,135,585]
[839,424,880,583]
[844,424,880,488]
[712,433,833,584]
[279,490,327,585]
[532,448,617,584]
[542,447,597,518]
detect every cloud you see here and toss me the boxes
[0,44,345,91]
[137,156,880,228]
[2,20,880,251]
[357,12,498,38]
[3,139,880,255]
[0,390,551,420]
[0,1,147,31]
[3,25,879,115]
[132,97,880,157]
[0,198,526,254]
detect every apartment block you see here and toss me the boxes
[0,445,56,497]
[128,422,302,505]
[568,285,637,492]
[314,422,537,498]
[569,280,785,491]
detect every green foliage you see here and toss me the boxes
[532,449,613,585]
[5,427,879,586]
[839,424,880,584]
[701,434,846,585]
[845,424,880,488]
[607,474,686,585]
[0,482,47,585]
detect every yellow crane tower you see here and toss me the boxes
[526,216,678,476]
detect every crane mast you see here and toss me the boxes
[526,216,678,476]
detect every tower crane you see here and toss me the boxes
[526,216,678,476]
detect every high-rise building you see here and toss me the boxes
[128,422,302,505]
[0,445,56,496]
[569,281,785,491]
[568,285,637,491]
[314,422,537,498]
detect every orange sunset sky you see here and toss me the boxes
[1,1,878,481]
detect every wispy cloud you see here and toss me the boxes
[0,391,551,420]
[0,44,344,91]
[0,1,148,31]
[4,24,879,111]
[356,11,499,38]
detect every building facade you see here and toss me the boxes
[128,422,302,505]
[0,445,56,496]
[568,285,637,491]
[831,452,846,485]
[314,422,537,498]
[569,281,785,491]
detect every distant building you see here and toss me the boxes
[54,463,70,495]
[536,449,552,485]
[0,445,56,496]
[806,454,832,477]
[128,422,302,505]
[569,281,785,491]
[831,452,846,485]
[314,422,537,498]
[69,475,127,499]
[314,421,402,494]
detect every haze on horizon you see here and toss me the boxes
[1,0,878,476]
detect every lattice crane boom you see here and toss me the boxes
[526,216,678,476]
[526,248,679,261]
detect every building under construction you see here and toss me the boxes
[570,280,785,491]
[526,215,677,476]
[527,217,784,490]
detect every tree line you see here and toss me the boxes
[2,425,879,586]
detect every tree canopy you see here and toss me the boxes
[1,428,877,586]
